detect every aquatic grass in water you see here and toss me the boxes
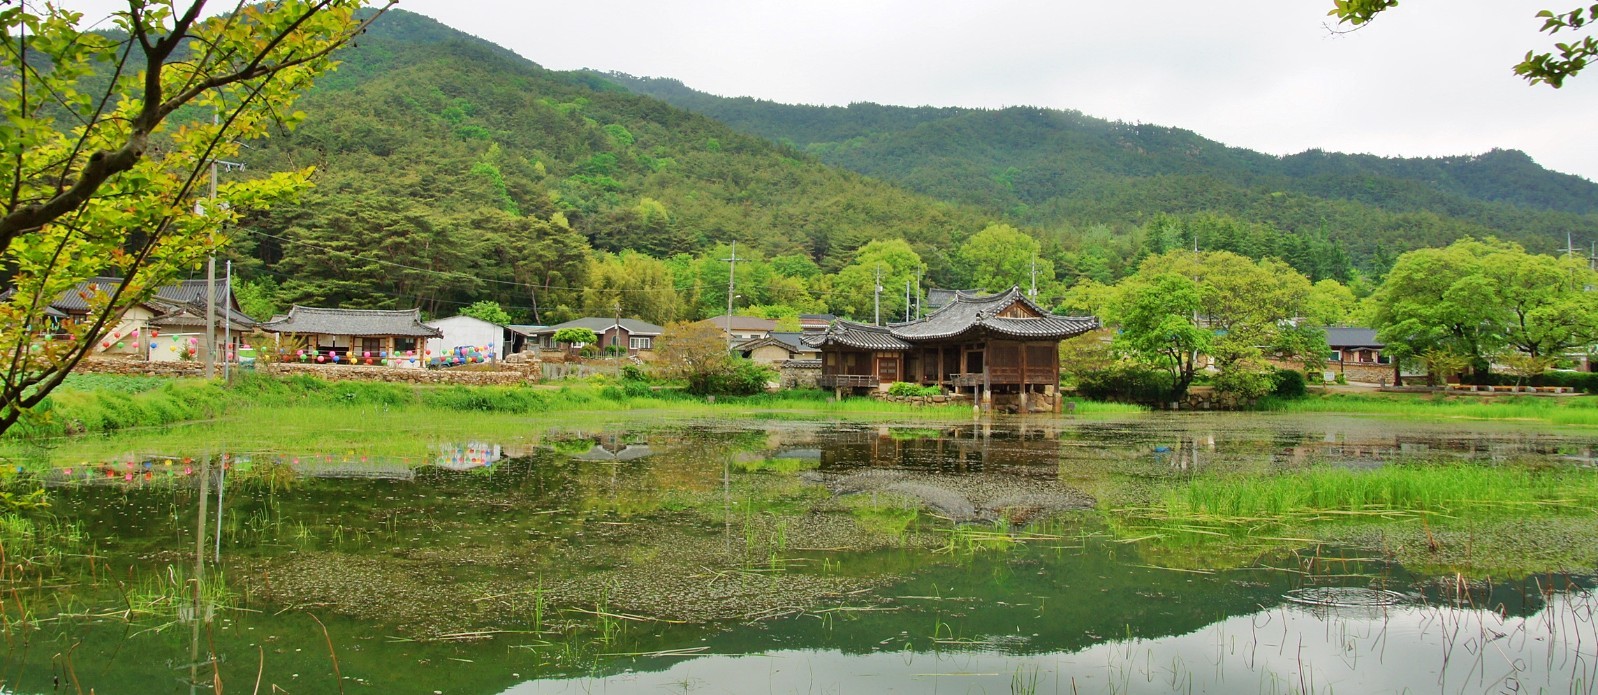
[1159,463,1598,521]
[1259,391,1598,426]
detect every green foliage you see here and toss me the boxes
[459,300,514,326]
[0,1,380,437]
[1111,274,1209,397]
[552,327,600,346]
[887,382,941,397]
[687,358,774,396]
[1331,1,1597,88]
[1269,368,1308,399]
[1374,238,1598,380]
[1073,362,1176,403]
[957,223,1051,292]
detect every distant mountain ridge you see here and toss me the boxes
[604,74,1598,261]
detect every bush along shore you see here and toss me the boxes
[9,373,1143,440]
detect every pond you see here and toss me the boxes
[2,412,1596,693]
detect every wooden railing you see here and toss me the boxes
[819,374,878,388]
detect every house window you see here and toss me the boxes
[395,337,417,353]
[1377,354,1391,365]
[361,337,383,354]
[630,336,652,350]
[1329,350,1342,362]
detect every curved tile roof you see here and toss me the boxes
[259,306,442,338]
[802,320,911,351]
[807,287,1099,348]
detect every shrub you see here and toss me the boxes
[1074,363,1175,402]
[887,382,940,397]
[619,364,648,382]
[1270,368,1308,399]
[687,358,773,396]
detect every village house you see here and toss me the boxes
[514,318,665,357]
[6,277,257,363]
[425,314,505,364]
[736,332,821,365]
[259,306,440,367]
[700,315,778,343]
[1322,327,1399,384]
[806,287,1098,410]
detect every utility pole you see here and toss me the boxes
[914,268,923,319]
[873,266,883,326]
[904,278,911,322]
[614,301,622,376]
[1028,256,1038,298]
[722,242,739,351]
[1567,232,1578,258]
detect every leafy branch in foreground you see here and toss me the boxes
[0,0,390,436]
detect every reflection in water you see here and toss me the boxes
[519,589,1598,694]
[4,415,1598,693]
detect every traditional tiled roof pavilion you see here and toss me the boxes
[803,287,1098,404]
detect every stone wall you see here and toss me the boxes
[76,356,543,385]
[261,362,539,385]
[77,357,205,377]
[780,360,821,389]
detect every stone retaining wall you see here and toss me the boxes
[779,360,821,389]
[77,358,204,376]
[262,362,539,385]
[77,357,542,385]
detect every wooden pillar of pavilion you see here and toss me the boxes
[1019,340,1029,411]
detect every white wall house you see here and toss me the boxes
[425,315,504,364]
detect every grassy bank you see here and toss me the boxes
[1257,390,1598,426]
[10,372,1144,440]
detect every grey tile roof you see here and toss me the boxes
[151,299,258,331]
[1324,327,1383,349]
[6,276,245,318]
[736,332,818,354]
[259,306,442,338]
[806,287,1099,349]
[893,287,1098,341]
[803,320,912,351]
[522,317,665,336]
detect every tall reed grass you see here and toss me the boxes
[1258,392,1598,426]
[1159,463,1598,521]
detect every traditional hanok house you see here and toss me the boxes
[516,318,666,357]
[805,287,1099,410]
[4,277,256,362]
[259,306,440,367]
[1322,326,1400,385]
[736,332,820,365]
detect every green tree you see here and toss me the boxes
[1370,238,1598,380]
[829,239,923,323]
[958,223,1053,293]
[460,301,513,326]
[1330,1,1597,87]
[0,0,385,435]
[1111,274,1210,398]
[1304,279,1357,326]
[551,327,599,347]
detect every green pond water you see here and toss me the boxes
[1,412,1596,694]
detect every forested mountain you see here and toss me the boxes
[229,10,996,321]
[605,74,1598,266]
[218,9,1598,326]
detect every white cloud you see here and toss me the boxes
[59,0,1598,181]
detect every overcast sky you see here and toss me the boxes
[69,1,1598,182]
